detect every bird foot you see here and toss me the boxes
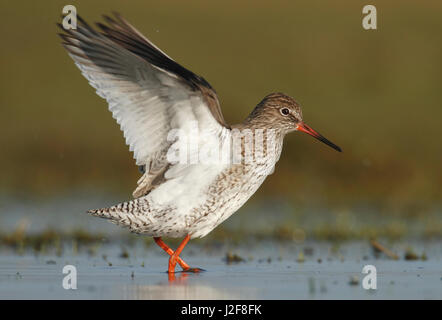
[182,267,205,273]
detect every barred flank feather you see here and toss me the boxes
[87,198,156,233]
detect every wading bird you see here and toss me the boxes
[58,13,341,273]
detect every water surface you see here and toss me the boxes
[1,241,440,299]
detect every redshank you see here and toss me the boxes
[58,13,341,273]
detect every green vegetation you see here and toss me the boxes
[0,220,439,255]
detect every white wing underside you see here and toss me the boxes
[62,21,228,198]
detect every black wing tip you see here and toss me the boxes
[56,11,217,93]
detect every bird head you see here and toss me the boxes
[249,92,342,152]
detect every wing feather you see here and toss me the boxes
[58,13,230,197]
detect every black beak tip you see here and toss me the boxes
[319,137,342,153]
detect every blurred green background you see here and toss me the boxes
[1,0,441,228]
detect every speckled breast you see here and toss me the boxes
[188,138,284,238]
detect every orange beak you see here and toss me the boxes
[296,122,342,152]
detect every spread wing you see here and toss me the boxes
[58,13,229,197]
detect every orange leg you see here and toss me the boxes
[153,235,204,274]
[168,234,191,273]
[154,237,190,271]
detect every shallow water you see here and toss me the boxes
[1,195,441,299]
[0,241,440,299]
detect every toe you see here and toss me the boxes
[184,267,205,273]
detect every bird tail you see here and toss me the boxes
[87,198,152,233]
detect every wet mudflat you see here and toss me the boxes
[0,241,440,299]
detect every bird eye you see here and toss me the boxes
[280,108,290,116]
